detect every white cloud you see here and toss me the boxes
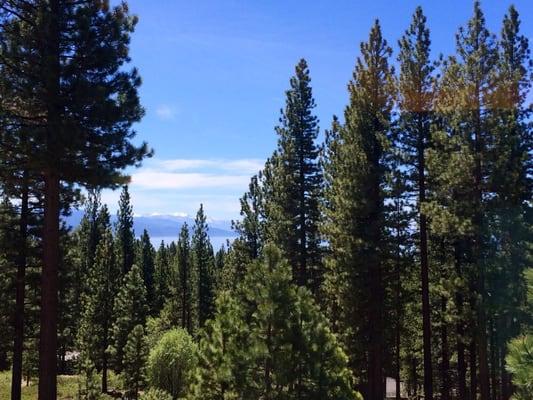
[97,157,266,220]
[155,158,264,174]
[131,170,249,190]
[222,159,264,173]
[155,104,177,120]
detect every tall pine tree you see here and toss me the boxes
[322,20,394,400]
[109,264,148,374]
[397,7,435,400]
[192,205,215,328]
[116,186,135,275]
[138,229,155,315]
[0,3,151,396]
[77,227,120,393]
[263,59,323,292]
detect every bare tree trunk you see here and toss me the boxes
[440,297,450,400]
[38,171,60,400]
[419,168,433,400]
[11,170,29,400]
[469,337,477,400]
[490,320,498,400]
[367,256,384,400]
[455,244,467,400]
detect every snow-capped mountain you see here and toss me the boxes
[65,209,237,245]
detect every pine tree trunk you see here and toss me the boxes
[500,336,511,400]
[457,324,467,400]
[418,125,433,400]
[395,197,402,400]
[11,170,29,400]
[420,198,433,400]
[38,171,60,400]
[265,322,272,397]
[469,336,477,400]
[477,276,490,400]
[39,2,61,395]
[368,259,384,400]
[455,245,467,400]
[102,357,108,394]
[298,153,307,289]
[366,170,384,400]
[182,266,187,331]
[490,320,498,400]
[473,81,490,400]
[102,323,108,393]
[440,297,450,400]
[410,356,418,397]
[395,315,401,400]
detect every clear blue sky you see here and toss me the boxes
[102,0,533,220]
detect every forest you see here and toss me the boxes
[0,1,531,400]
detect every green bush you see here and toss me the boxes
[139,388,173,400]
[145,317,170,349]
[506,334,533,400]
[147,328,197,399]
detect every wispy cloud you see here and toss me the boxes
[132,171,249,190]
[155,104,177,120]
[156,158,264,174]
[100,157,265,219]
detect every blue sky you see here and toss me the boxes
[102,0,533,220]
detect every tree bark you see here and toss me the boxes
[469,337,477,400]
[11,170,29,400]
[298,151,307,289]
[500,336,511,400]
[395,316,401,400]
[418,123,433,400]
[440,297,450,400]
[367,258,384,400]
[455,244,467,400]
[489,319,498,400]
[39,1,61,396]
[38,171,60,400]
[394,192,402,400]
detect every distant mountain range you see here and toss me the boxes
[66,209,238,245]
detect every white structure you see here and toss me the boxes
[386,377,407,399]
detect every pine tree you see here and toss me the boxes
[0,3,151,396]
[505,334,533,400]
[192,205,215,327]
[427,4,498,399]
[77,354,101,400]
[213,245,226,292]
[384,165,416,400]
[322,20,394,400]
[262,59,323,292]
[123,324,148,400]
[233,174,264,261]
[117,186,136,275]
[0,198,17,370]
[397,7,435,400]
[0,16,49,395]
[191,245,360,400]
[224,174,266,291]
[486,6,532,398]
[138,229,155,315]
[154,241,171,315]
[175,223,196,334]
[77,227,120,393]
[110,264,148,373]
[1,170,32,399]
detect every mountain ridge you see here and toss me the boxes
[66,209,238,239]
